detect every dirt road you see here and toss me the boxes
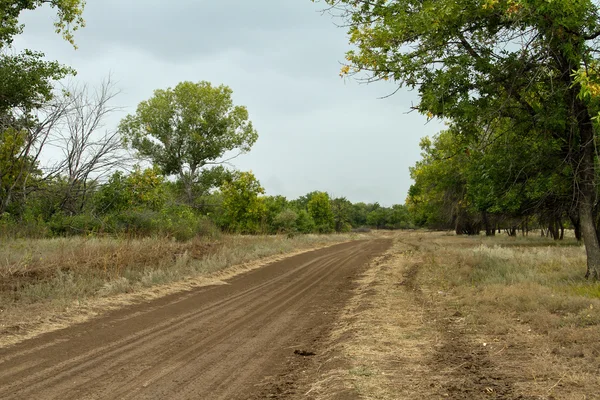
[0,239,390,400]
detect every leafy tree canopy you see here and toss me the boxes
[119,81,258,203]
[220,171,265,233]
[307,191,334,233]
[316,0,600,276]
[0,0,85,48]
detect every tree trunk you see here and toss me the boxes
[0,191,11,215]
[570,213,582,241]
[482,211,494,236]
[579,201,600,279]
[181,170,196,206]
[454,213,462,235]
[548,218,559,240]
[577,117,600,279]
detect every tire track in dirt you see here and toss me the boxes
[0,238,391,400]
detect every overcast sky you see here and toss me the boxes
[14,0,443,206]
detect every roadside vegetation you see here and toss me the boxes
[309,232,600,399]
[322,0,600,278]
[0,233,360,345]
[308,2,600,395]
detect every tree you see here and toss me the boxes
[264,195,289,233]
[317,0,600,277]
[119,81,258,205]
[331,196,352,232]
[389,204,412,229]
[0,126,39,214]
[0,0,85,128]
[407,131,480,234]
[125,167,168,211]
[174,165,233,210]
[0,96,70,214]
[367,207,390,230]
[93,171,130,215]
[220,171,266,233]
[289,191,321,211]
[307,191,334,233]
[53,78,128,214]
[295,209,316,233]
[0,51,73,113]
[93,167,168,215]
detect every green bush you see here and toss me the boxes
[159,205,204,241]
[273,209,298,233]
[48,212,103,236]
[0,212,51,238]
[103,208,160,237]
[102,205,220,241]
[296,209,315,234]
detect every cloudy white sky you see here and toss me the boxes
[14,0,443,205]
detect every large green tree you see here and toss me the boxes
[317,0,600,277]
[119,81,258,204]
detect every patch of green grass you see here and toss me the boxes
[569,283,600,299]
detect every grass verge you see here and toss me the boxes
[0,233,359,347]
[307,231,600,399]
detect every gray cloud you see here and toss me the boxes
[13,0,443,205]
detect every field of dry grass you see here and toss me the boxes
[0,233,359,346]
[308,231,600,399]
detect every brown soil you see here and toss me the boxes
[0,239,391,400]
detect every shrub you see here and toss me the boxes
[0,212,50,238]
[296,209,316,233]
[102,205,220,241]
[274,209,298,233]
[48,212,103,236]
[103,209,160,237]
[159,205,207,241]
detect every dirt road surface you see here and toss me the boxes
[0,239,390,400]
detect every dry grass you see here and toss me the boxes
[0,233,359,347]
[425,233,600,399]
[308,231,600,399]
[305,238,435,399]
